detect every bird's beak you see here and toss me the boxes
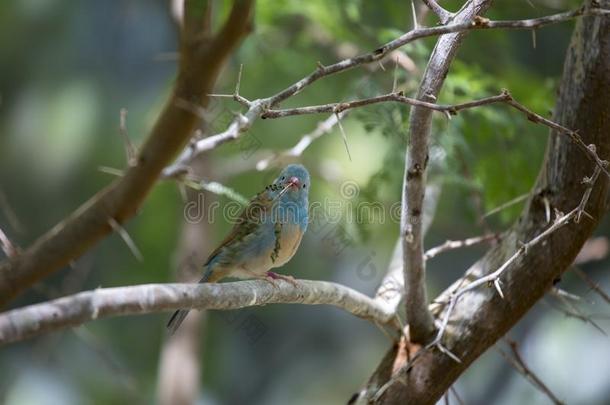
[288,176,300,189]
[276,177,301,199]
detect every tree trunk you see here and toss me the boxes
[359,6,610,405]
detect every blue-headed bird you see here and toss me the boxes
[167,164,310,334]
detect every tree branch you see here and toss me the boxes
[261,90,609,178]
[255,112,347,171]
[162,4,601,178]
[362,4,610,402]
[0,0,255,307]
[498,338,565,405]
[0,279,398,345]
[422,0,453,24]
[424,234,498,261]
[573,267,610,304]
[402,0,493,345]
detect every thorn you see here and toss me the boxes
[494,278,505,299]
[437,343,462,363]
[108,217,143,262]
[531,29,537,49]
[577,210,594,222]
[335,113,352,161]
[98,166,124,177]
[235,63,244,96]
[119,108,137,166]
[411,1,419,30]
[552,287,581,302]
[543,197,551,224]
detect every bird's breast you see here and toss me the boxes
[273,222,303,267]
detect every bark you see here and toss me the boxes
[0,279,397,345]
[403,0,493,344]
[360,7,610,404]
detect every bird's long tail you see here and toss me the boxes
[166,268,214,335]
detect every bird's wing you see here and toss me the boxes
[204,189,275,267]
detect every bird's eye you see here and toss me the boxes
[302,184,307,189]
[281,176,285,180]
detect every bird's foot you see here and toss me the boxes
[262,274,279,289]
[266,271,297,287]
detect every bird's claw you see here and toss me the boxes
[266,271,298,287]
[263,274,280,289]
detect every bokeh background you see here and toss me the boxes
[1,1,609,404]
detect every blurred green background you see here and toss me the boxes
[1,1,608,404]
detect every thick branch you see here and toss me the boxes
[0,279,398,345]
[402,0,493,345]
[0,0,255,306]
[364,4,610,403]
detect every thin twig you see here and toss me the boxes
[483,193,529,218]
[163,6,603,178]
[108,218,143,262]
[207,63,250,108]
[422,0,453,24]
[260,90,610,179]
[498,338,565,405]
[573,267,610,304]
[424,234,498,260]
[505,98,609,180]
[548,291,607,335]
[182,177,249,205]
[449,386,464,405]
[260,91,511,118]
[335,112,352,161]
[255,112,347,171]
[431,207,580,355]
[577,165,601,222]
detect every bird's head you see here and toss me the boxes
[274,164,310,201]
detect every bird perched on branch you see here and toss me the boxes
[167,164,310,334]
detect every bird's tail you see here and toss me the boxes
[166,268,215,335]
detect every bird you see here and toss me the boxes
[166,164,310,334]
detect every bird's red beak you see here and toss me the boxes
[288,176,300,189]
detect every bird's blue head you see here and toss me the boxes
[273,164,310,203]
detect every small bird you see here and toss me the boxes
[167,164,310,334]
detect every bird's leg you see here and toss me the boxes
[266,271,298,287]
[246,271,280,288]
